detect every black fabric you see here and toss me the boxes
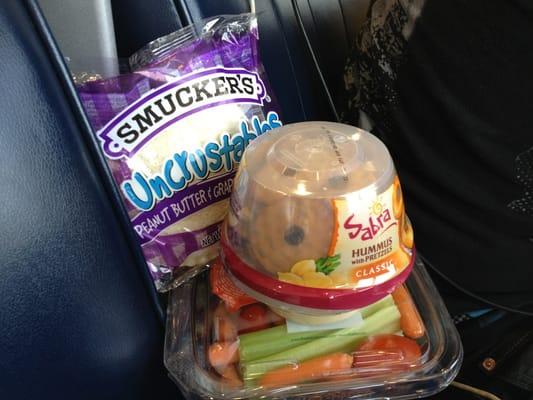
[344,0,533,311]
[429,310,533,400]
[112,0,183,58]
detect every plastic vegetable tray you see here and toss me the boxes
[165,257,462,400]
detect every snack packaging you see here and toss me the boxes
[165,257,462,399]
[222,121,414,323]
[77,14,282,291]
[164,122,462,399]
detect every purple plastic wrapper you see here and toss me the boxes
[77,15,282,291]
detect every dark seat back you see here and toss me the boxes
[0,1,176,399]
[112,0,369,123]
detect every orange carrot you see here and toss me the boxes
[391,285,425,339]
[239,304,269,330]
[208,342,240,368]
[210,260,257,311]
[259,352,353,388]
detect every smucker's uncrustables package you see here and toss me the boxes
[77,15,282,291]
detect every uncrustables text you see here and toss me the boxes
[122,111,281,211]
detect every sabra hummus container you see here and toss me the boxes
[164,257,463,400]
[220,122,415,323]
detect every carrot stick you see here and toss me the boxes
[391,285,425,339]
[208,342,240,368]
[259,352,353,388]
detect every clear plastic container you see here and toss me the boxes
[165,256,462,399]
[221,122,415,323]
[165,121,462,398]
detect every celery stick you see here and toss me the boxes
[239,325,287,348]
[239,326,334,364]
[238,296,394,363]
[242,304,401,383]
[360,295,394,318]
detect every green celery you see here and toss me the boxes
[239,326,329,365]
[238,295,394,364]
[241,304,401,383]
[239,325,287,349]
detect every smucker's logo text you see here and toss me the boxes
[98,67,267,159]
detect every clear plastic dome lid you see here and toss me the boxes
[222,122,415,310]
[244,121,394,198]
